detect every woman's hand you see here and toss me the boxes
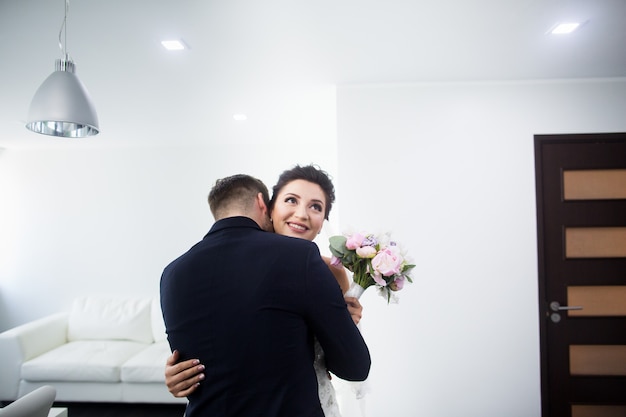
[165,350,205,397]
[322,256,350,294]
[345,296,363,325]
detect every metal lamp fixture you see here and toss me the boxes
[26,0,99,137]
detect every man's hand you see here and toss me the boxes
[165,349,205,397]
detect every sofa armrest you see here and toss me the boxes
[0,312,68,401]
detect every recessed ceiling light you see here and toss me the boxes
[161,40,187,50]
[233,114,248,121]
[550,22,581,35]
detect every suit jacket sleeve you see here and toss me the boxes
[303,244,371,381]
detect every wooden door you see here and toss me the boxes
[535,133,626,417]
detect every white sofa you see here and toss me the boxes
[0,297,187,405]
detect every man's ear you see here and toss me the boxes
[256,192,268,215]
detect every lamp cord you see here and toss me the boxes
[57,0,70,61]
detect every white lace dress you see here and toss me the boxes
[314,339,342,417]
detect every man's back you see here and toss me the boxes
[161,217,370,417]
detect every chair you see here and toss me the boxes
[0,386,56,417]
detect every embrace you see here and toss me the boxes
[160,165,371,417]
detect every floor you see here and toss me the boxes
[53,402,187,417]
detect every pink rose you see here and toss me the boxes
[371,248,402,276]
[356,245,377,258]
[330,256,342,266]
[372,271,387,286]
[372,274,387,287]
[346,233,365,250]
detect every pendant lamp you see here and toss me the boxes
[26,0,99,137]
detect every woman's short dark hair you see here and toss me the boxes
[270,164,336,220]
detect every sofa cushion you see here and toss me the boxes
[121,341,172,383]
[21,340,148,382]
[151,298,168,343]
[68,297,153,343]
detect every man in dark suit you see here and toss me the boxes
[160,174,370,417]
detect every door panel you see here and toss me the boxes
[571,405,626,417]
[563,169,626,200]
[569,345,626,376]
[534,133,626,417]
[565,227,626,258]
[568,286,626,316]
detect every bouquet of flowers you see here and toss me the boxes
[329,231,414,302]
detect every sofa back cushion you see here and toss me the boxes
[68,297,154,343]
[151,298,168,343]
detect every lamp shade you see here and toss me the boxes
[26,59,99,137]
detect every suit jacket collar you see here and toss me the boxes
[205,216,262,238]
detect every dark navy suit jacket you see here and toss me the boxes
[160,217,370,417]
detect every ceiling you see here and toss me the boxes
[1,0,625,150]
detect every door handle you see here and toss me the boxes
[550,301,583,312]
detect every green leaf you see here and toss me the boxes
[328,235,348,258]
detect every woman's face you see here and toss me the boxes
[271,179,327,242]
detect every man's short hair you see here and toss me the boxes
[208,174,270,219]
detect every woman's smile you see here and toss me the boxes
[287,221,309,233]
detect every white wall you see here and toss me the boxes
[0,85,339,329]
[1,78,625,416]
[334,78,626,417]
